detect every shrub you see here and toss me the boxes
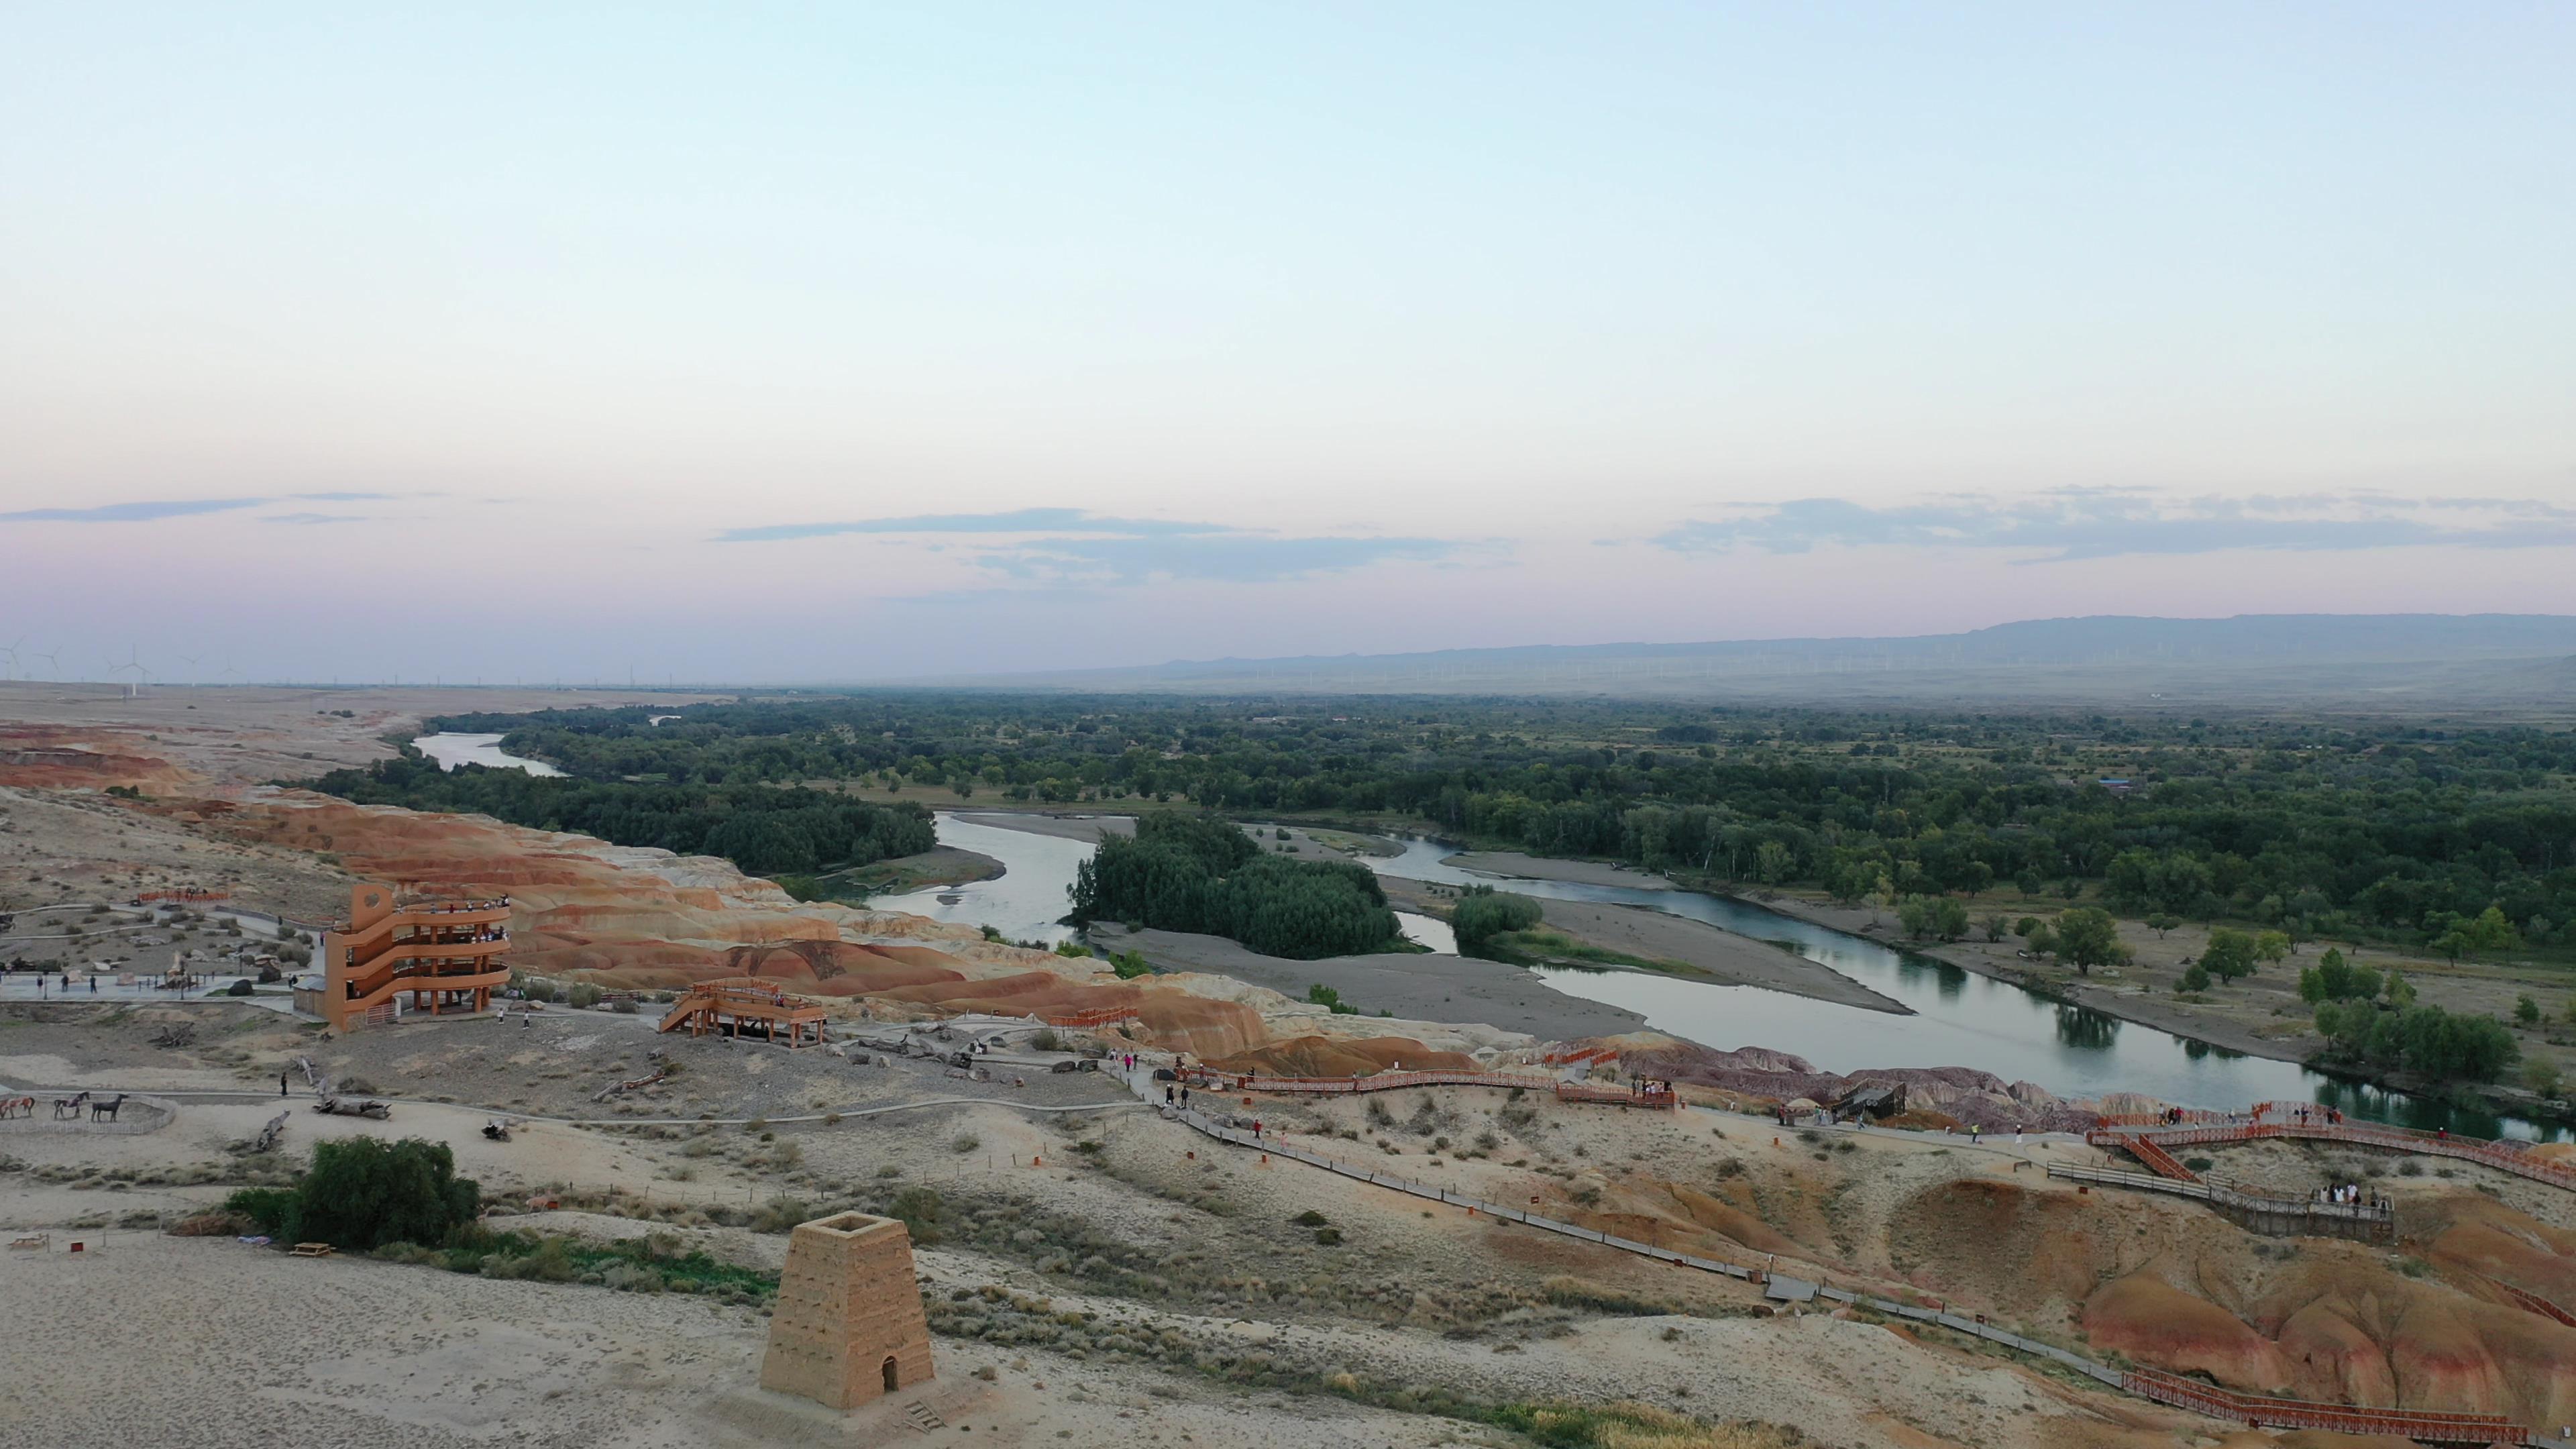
[951,1133,981,1155]
[889,1187,945,1245]
[610,997,637,1015]
[232,1138,480,1251]
[482,1238,576,1282]
[1030,1028,1061,1052]
[600,1261,665,1292]
[1313,1227,1343,1246]
[566,983,604,1010]
[1291,1210,1328,1227]
[2184,1157,2214,1173]
[222,1187,299,1237]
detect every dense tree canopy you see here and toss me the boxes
[419,693,2576,956]
[302,753,933,875]
[1065,813,1403,959]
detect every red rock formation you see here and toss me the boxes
[1201,1034,1477,1078]
[2084,1272,2295,1393]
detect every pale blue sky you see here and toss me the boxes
[3,5,2571,682]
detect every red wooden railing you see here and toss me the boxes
[2096,1117,2576,1193]
[2123,1368,2527,1444]
[1176,1067,1677,1107]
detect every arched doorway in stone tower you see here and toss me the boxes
[882,1356,900,1393]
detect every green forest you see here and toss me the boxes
[301,752,933,875]
[423,693,2576,957]
[1064,813,1405,959]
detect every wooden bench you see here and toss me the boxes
[288,1242,335,1257]
[8,1233,48,1250]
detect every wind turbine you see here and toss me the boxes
[0,637,22,680]
[176,652,201,687]
[36,647,61,681]
[107,645,150,698]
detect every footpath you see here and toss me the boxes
[1113,1063,2561,1446]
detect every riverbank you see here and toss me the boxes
[1745,890,2322,1067]
[1437,850,1675,890]
[829,843,1006,897]
[1373,875,1909,1016]
[953,810,1135,843]
[1081,922,1649,1041]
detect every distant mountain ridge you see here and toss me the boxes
[921,614,2576,712]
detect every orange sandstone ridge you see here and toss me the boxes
[186,788,1517,1066]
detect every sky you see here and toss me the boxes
[3,3,2573,686]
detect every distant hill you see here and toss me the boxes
[919,614,2576,714]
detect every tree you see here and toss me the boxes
[1981,914,2008,943]
[2200,928,2258,983]
[227,1136,481,1251]
[2253,930,2292,969]
[1754,840,1794,886]
[2178,962,2212,993]
[2467,905,2522,957]
[1452,887,1544,958]
[2526,1058,2563,1099]
[2024,924,2056,958]
[1897,897,1934,941]
[2051,908,2131,975]
[2516,994,2542,1026]
[2144,914,2180,938]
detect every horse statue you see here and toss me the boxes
[0,1095,33,1119]
[52,1091,91,1120]
[91,1094,127,1122]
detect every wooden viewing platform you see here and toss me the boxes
[1128,1069,2563,1446]
[658,978,829,1048]
[2092,1104,2576,1193]
[2045,1162,2394,1242]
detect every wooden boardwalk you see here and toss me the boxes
[1121,1068,2558,1444]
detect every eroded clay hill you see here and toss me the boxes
[1880,1175,2576,1426]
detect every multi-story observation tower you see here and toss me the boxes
[318,881,513,1030]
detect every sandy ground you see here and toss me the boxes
[952,810,1137,843]
[1436,852,1676,890]
[0,682,723,790]
[831,843,1005,896]
[1085,922,1650,1040]
[7,997,2569,1447]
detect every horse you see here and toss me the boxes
[0,1096,32,1119]
[52,1091,90,1120]
[91,1094,127,1122]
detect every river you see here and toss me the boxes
[411,733,565,776]
[875,813,2558,1139]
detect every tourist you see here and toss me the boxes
[1164,1085,1173,1105]
[279,1071,288,1097]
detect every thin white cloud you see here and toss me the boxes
[1652,492,2576,561]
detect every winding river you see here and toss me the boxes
[871,813,2559,1140]
[412,732,565,776]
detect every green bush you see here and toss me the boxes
[566,983,604,1010]
[223,1186,301,1238]
[482,1238,576,1282]
[231,1138,480,1251]
[1452,886,1544,958]
[889,1186,945,1246]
